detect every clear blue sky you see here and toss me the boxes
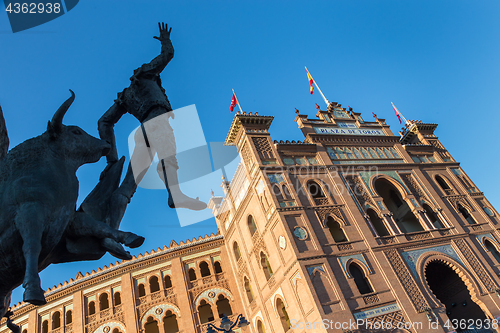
[1,1,499,305]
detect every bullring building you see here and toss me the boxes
[3,102,500,333]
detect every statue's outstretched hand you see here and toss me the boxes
[153,22,172,43]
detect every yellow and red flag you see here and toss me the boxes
[306,68,314,95]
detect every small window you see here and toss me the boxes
[88,301,96,315]
[436,175,451,191]
[276,299,291,331]
[200,261,211,277]
[248,215,257,235]
[65,310,72,324]
[260,252,273,280]
[52,312,61,329]
[349,263,373,295]
[99,293,109,310]
[326,217,347,243]
[214,262,222,274]
[216,294,233,318]
[149,276,160,293]
[198,300,214,324]
[244,277,254,303]
[423,204,444,228]
[114,292,121,306]
[164,275,172,289]
[42,320,49,333]
[138,284,146,297]
[458,204,476,224]
[485,240,500,264]
[233,242,241,260]
[367,209,389,237]
[257,320,266,333]
[308,181,325,198]
[163,310,179,333]
[188,268,197,281]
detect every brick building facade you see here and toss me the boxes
[4,102,500,333]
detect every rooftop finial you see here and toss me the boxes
[315,103,321,110]
[295,108,300,114]
[210,189,214,197]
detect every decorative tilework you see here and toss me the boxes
[306,265,325,276]
[268,174,285,184]
[194,288,233,307]
[401,244,463,279]
[338,254,371,277]
[476,233,497,249]
[359,171,409,195]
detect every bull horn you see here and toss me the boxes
[51,89,75,132]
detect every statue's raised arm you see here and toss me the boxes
[137,22,174,76]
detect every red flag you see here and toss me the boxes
[230,92,238,112]
[391,102,402,124]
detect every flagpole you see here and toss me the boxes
[391,102,409,125]
[232,89,243,112]
[305,66,330,106]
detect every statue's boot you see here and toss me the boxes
[159,161,207,211]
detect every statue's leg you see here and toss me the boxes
[152,117,206,211]
[68,211,144,260]
[108,128,156,229]
[14,203,46,305]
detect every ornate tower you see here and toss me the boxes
[210,103,500,333]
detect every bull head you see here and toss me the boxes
[47,90,75,138]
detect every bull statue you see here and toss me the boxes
[0,91,145,323]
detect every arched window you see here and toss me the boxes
[138,284,146,297]
[233,242,241,260]
[149,276,160,293]
[244,277,254,303]
[22,329,27,333]
[276,298,291,331]
[282,185,292,200]
[164,275,172,289]
[248,215,257,235]
[260,252,273,280]
[257,320,266,333]
[99,293,109,311]
[144,316,159,333]
[216,294,233,318]
[349,263,373,295]
[214,262,222,274]
[308,181,325,198]
[88,301,96,315]
[436,175,452,193]
[367,209,389,236]
[52,312,61,329]
[326,217,347,242]
[200,261,211,277]
[114,292,121,306]
[375,178,423,233]
[112,329,121,333]
[163,310,179,333]
[485,240,500,264]
[423,204,444,228]
[42,320,49,333]
[458,204,476,224]
[272,184,284,201]
[65,310,72,324]
[188,268,197,281]
[198,300,214,324]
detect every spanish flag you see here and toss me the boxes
[306,67,314,95]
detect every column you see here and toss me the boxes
[72,290,84,333]
[121,273,139,333]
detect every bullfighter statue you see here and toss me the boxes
[98,22,206,232]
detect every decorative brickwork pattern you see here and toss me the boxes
[345,175,375,209]
[252,137,275,159]
[405,231,431,241]
[384,249,429,312]
[363,294,380,305]
[316,206,345,225]
[337,243,354,251]
[240,142,253,169]
[401,174,427,203]
[453,238,497,292]
[365,310,406,330]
